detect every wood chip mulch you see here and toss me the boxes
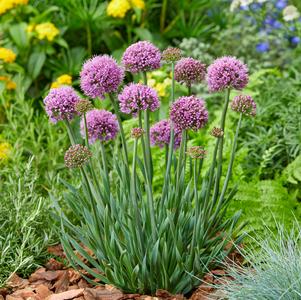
[0,245,243,300]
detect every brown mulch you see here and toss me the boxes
[1,245,243,300]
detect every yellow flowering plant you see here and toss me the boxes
[0,142,11,163]
[51,74,72,89]
[107,0,145,19]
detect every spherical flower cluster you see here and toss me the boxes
[162,47,182,63]
[35,22,59,41]
[0,0,28,15]
[0,142,11,162]
[122,41,161,73]
[64,144,92,169]
[210,127,224,138]
[150,119,182,149]
[131,127,145,139]
[0,47,16,63]
[175,57,206,87]
[0,76,16,90]
[51,74,72,89]
[186,146,207,159]
[80,55,124,99]
[75,99,94,115]
[207,56,249,92]
[231,94,256,117]
[118,83,160,116]
[283,5,300,22]
[81,109,119,143]
[170,96,208,131]
[44,86,80,123]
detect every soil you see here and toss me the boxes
[0,245,243,300]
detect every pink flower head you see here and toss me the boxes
[207,56,248,92]
[231,94,256,117]
[150,119,182,149]
[170,96,208,131]
[80,55,124,99]
[122,41,161,73]
[43,86,80,123]
[118,83,160,116]
[80,109,119,143]
[175,57,206,87]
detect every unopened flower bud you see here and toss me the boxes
[186,146,207,159]
[210,127,224,138]
[75,99,94,115]
[131,127,145,139]
[162,47,182,63]
[231,95,256,117]
[64,144,92,168]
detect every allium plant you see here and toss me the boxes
[47,41,254,295]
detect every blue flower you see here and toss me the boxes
[275,0,287,10]
[290,36,300,45]
[256,42,270,53]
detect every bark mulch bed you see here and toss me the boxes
[0,245,242,300]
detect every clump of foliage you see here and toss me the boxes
[0,159,54,287]
[219,223,301,299]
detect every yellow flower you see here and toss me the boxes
[130,0,145,10]
[0,76,17,90]
[0,48,16,63]
[51,74,72,88]
[0,142,11,162]
[35,22,59,42]
[26,24,35,33]
[107,0,131,18]
[0,0,28,15]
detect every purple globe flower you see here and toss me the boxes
[43,86,80,123]
[80,55,124,99]
[80,109,119,143]
[150,119,182,149]
[122,41,161,73]
[118,83,160,116]
[175,57,206,87]
[207,56,249,92]
[170,96,208,131]
[231,95,256,117]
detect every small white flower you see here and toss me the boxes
[230,0,253,12]
[283,5,300,22]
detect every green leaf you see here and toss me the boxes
[27,51,46,80]
[9,23,29,49]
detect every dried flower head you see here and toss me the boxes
[64,144,92,168]
[131,127,145,139]
[150,120,182,149]
[231,94,256,117]
[207,56,249,92]
[80,109,119,144]
[44,86,80,123]
[80,55,124,99]
[170,96,208,131]
[175,57,206,87]
[162,47,182,63]
[186,146,207,159]
[210,127,224,138]
[118,83,160,116]
[122,41,161,73]
[75,99,94,115]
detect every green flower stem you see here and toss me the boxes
[138,111,149,181]
[218,112,243,204]
[86,23,92,56]
[131,138,144,251]
[65,120,76,145]
[160,0,168,32]
[108,93,129,166]
[161,62,176,201]
[191,158,199,249]
[187,85,192,96]
[142,72,153,183]
[83,113,89,148]
[100,142,110,192]
[176,129,187,187]
[165,144,169,168]
[212,88,231,204]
